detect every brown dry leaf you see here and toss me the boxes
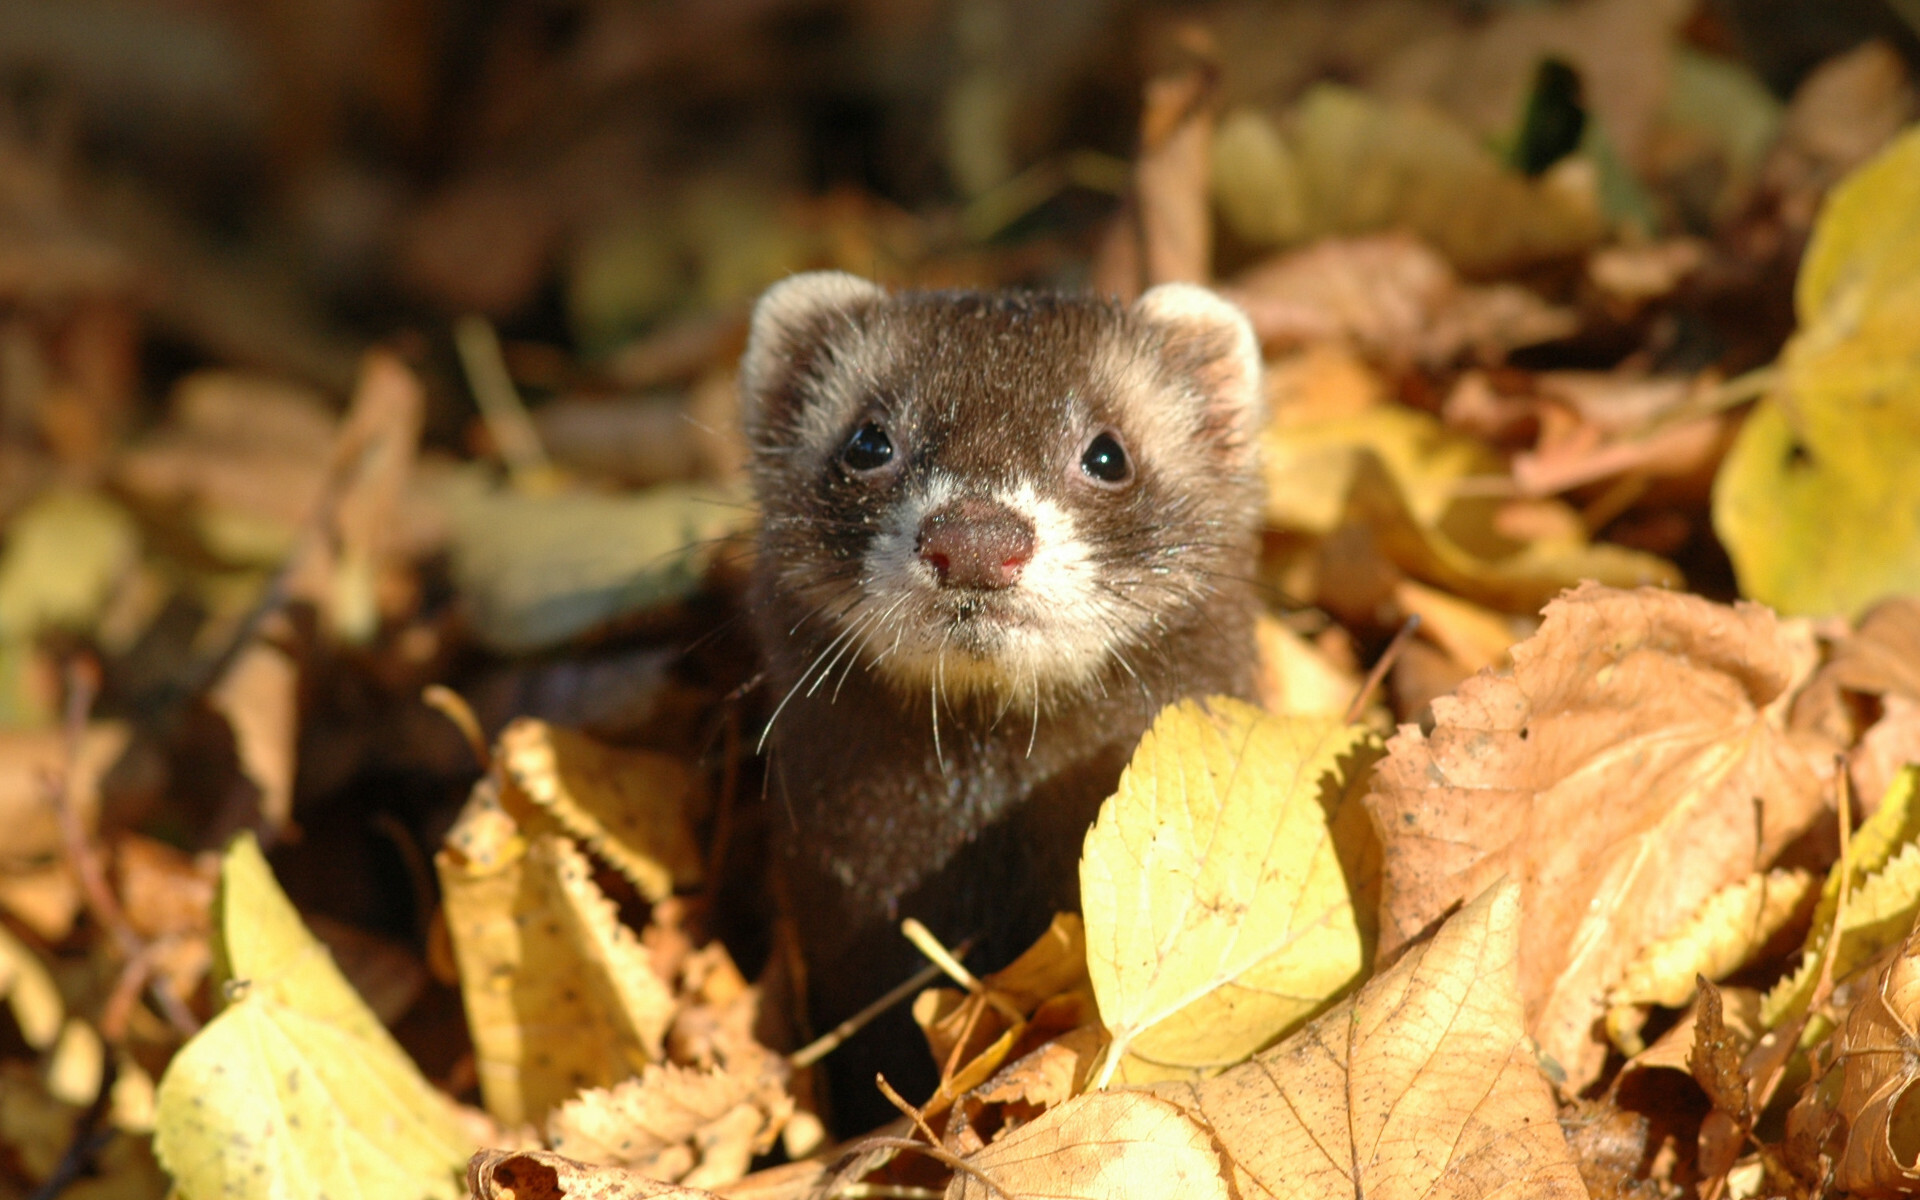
[310,348,426,642]
[1826,595,1920,703]
[1508,371,1727,497]
[544,1053,792,1190]
[946,1024,1108,1157]
[208,636,299,836]
[544,934,791,1190]
[1801,913,1920,1196]
[1693,995,1757,1189]
[113,834,215,1007]
[1365,584,1834,1091]
[1133,51,1216,287]
[1854,697,1920,825]
[496,717,703,902]
[1221,234,1577,368]
[1761,40,1917,230]
[0,721,127,940]
[467,1147,728,1200]
[948,1089,1229,1200]
[1619,984,1763,1084]
[1367,0,1688,168]
[1145,880,1583,1200]
[114,370,335,565]
[436,777,676,1127]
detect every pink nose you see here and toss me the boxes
[917,498,1036,590]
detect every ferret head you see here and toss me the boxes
[739,272,1264,707]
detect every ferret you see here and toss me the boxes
[738,272,1265,1127]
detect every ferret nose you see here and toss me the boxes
[916,498,1036,590]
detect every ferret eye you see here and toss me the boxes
[841,422,895,472]
[1080,431,1131,485]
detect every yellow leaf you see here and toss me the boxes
[0,488,138,638]
[1264,406,1679,613]
[1251,614,1360,719]
[0,922,63,1050]
[1765,766,1920,1028]
[153,832,471,1200]
[496,718,704,901]
[436,780,676,1127]
[1081,698,1378,1085]
[1713,123,1920,617]
[1606,868,1813,1050]
[1212,86,1605,274]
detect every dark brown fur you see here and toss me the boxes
[738,275,1264,1126]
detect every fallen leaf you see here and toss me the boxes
[1607,867,1813,1046]
[946,1024,1107,1154]
[153,832,472,1200]
[0,486,139,638]
[1366,584,1833,1090]
[1802,911,1920,1195]
[467,1147,729,1199]
[113,370,334,566]
[496,717,703,901]
[1081,698,1378,1085]
[1713,124,1920,618]
[1264,405,1680,614]
[0,921,62,1051]
[1761,40,1916,229]
[0,721,127,940]
[1222,234,1577,367]
[1133,53,1215,286]
[1826,595,1920,702]
[1393,579,1521,674]
[950,1089,1229,1200]
[1146,880,1585,1199]
[437,778,678,1127]
[1251,613,1361,719]
[1212,86,1605,275]
[915,913,1096,1111]
[310,348,426,642]
[207,636,299,837]
[439,470,749,654]
[544,1053,793,1190]
[1765,767,1920,1029]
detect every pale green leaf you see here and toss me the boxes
[154,832,471,1199]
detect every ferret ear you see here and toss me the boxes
[1131,283,1264,454]
[740,271,886,432]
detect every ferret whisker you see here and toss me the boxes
[760,616,868,750]
[806,613,876,700]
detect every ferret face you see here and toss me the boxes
[740,274,1264,707]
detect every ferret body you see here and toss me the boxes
[738,273,1265,1124]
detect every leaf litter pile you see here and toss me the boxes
[5,2,1920,1198]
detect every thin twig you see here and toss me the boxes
[1346,614,1420,725]
[49,659,201,1038]
[455,314,551,485]
[791,948,970,1070]
[422,684,490,771]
